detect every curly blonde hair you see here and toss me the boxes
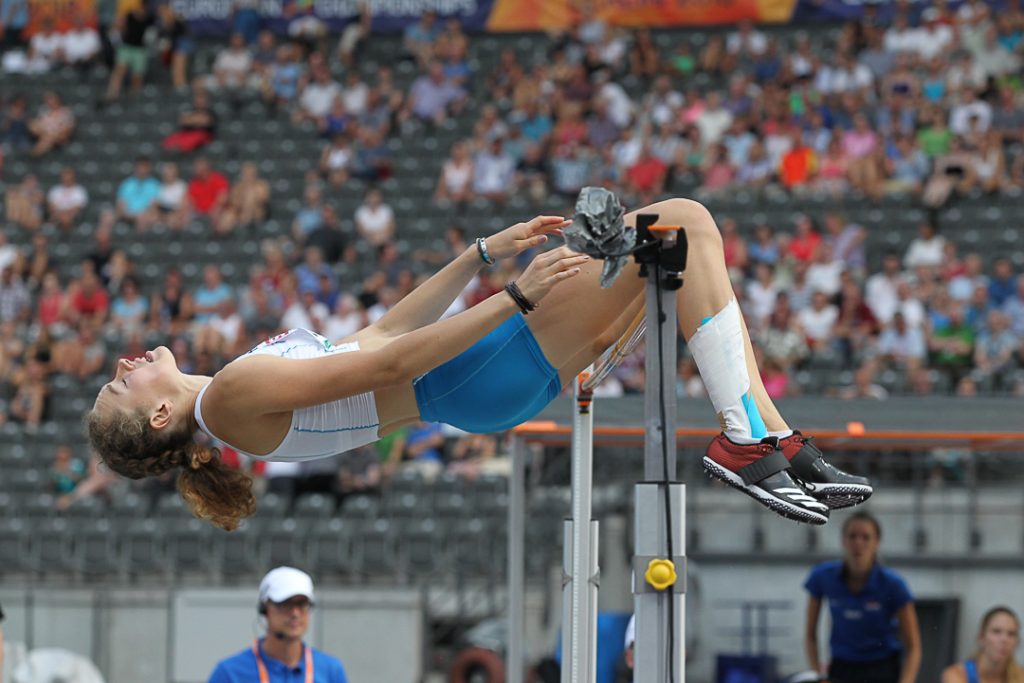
[86,409,256,531]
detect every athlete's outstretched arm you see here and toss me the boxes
[367,216,568,339]
[215,247,588,415]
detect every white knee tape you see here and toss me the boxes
[686,299,751,432]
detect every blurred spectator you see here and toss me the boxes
[153,162,191,231]
[27,90,74,157]
[49,444,85,495]
[435,140,474,204]
[472,136,516,202]
[292,184,326,241]
[117,157,161,230]
[68,269,109,328]
[0,93,31,153]
[29,17,62,65]
[0,0,29,53]
[448,433,504,479]
[187,157,230,221]
[61,15,101,71]
[105,3,155,101]
[403,11,439,67]
[8,355,48,430]
[0,266,30,324]
[281,283,329,332]
[337,1,371,67]
[904,223,946,270]
[404,61,466,125]
[55,453,117,511]
[337,445,382,497]
[5,173,43,230]
[400,421,445,481]
[209,32,255,94]
[214,161,270,236]
[319,134,353,188]
[231,0,262,44]
[929,303,975,386]
[972,311,1017,389]
[192,265,233,325]
[988,258,1016,307]
[110,277,148,336]
[150,266,194,336]
[47,166,88,232]
[295,63,341,126]
[158,4,192,91]
[163,88,217,153]
[263,44,303,110]
[354,189,396,247]
[52,322,105,379]
[798,290,839,352]
[351,127,393,182]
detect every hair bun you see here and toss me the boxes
[188,446,215,470]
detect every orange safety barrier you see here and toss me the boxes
[511,421,1024,450]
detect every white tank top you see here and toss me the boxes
[193,328,380,462]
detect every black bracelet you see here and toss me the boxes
[504,281,536,315]
[476,237,495,265]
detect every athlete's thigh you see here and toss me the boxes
[525,200,681,369]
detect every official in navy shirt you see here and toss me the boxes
[208,567,348,683]
[803,512,921,683]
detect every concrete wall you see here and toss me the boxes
[0,587,424,683]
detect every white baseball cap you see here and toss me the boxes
[259,567,315,604]
[624,615,636,650]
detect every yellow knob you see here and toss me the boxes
[644,559,677,591]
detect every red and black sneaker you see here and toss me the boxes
[703,434,830,526]
[779,431,873,510]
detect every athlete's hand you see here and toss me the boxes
[484,216,571,261]
[514,246,589,305]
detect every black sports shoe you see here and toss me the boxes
[703,434,830,526]
[780,431,873,509]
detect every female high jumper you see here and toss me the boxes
[88,197,871,530]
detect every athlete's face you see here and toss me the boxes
[979,612,1020,666]
[92,346,180,421]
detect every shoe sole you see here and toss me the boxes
[806,483,873,510]
[702,457,829,526]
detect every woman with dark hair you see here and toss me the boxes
[942,607,1022,683]
[804,512,921,683]
[87,198,870,531]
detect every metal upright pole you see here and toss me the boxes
[507,434,526,683]
[561,376,599,683]
[633,221,687,682]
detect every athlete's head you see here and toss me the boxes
[87,347,254,530]
[974,607,1022,678]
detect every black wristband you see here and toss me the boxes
[505,281,536,315]
[476,237,495,265]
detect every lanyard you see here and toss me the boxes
[252,639,314,683]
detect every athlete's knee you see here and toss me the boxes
[648,198,721,252]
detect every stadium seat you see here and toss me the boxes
[354,519,399,581]
[121,517,169,579]
[262,517,306,567]
[0,517,34,574]
[72,518,120,578]
[292,493,335,519]
[167,518,216,577]
[399,518,444,580]
[308,518,358,578]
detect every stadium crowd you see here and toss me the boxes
[2,2,1024,501]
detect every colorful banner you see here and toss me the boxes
[171,0,497,37]
[792,0,990,22]
[26,0,95,35]
[486,0,797,32]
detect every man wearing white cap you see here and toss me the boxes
[207,567,348,683]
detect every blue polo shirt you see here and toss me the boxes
[208,639,348,683]
[804,560,912,662]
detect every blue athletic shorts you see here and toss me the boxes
[413,314,561,433]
